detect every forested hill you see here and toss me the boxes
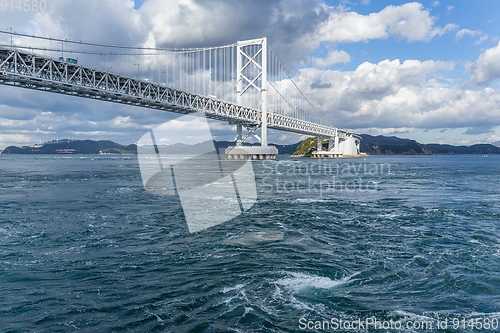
[1,139,301,155]
[1,140,137,155]
[359,134,500,155]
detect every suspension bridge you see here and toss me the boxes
[0,31,361,159]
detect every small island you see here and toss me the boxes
[291,137,368,157]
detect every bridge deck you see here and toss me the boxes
[0,46,353,139]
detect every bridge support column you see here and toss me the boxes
[261,37,268,148]
[312,136,322,158]
[314,132,344,158]
[322,135,342,157]
[236,124,243,147]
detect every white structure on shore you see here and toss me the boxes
[309,134,361,158]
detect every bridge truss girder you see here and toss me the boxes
[0,46,353,140]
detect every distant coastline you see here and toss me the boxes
[1,140,137,155]
[2,136,500,155]
[0,139,301,156]
[358,134,500,155]
[293,135,500,156]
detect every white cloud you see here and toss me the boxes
[320,2,457,43]
[429,23,458,38]
[468,42,500,86]
[136,0,330,67]
[313,50,351,68]
[456,28,481,40]
[447,5,454,14]
[26,0,143,45]
[0,1,458,72]
[355,127,415,135]
[112,116,137,128]
[288,58,500,132]
[0,134,35,149]
[138,0,223,47]
[147,117,213,146]
[432,1,440,7]
[474,35,488,45]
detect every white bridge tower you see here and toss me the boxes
[227,37,278,160]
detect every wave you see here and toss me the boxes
[275,272,351,292]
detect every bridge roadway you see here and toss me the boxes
[0,46,353,140]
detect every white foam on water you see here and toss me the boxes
[269,282,319,313]
[467,311,500,318]
[294,198,328,204]
[219,283,249,309]
[379,212,401,219]
[0,227,15,237]
[392,310,436,324]
[275,272,351,293]
[243,306,253,316]
[144,309,165,323]
[271,285,282,299]
[224,231,284,246]
[288,294,316,311]
[222,284,246,294]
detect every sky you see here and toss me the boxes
[1,0,500,148]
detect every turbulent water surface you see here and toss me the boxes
[1,155,500,332]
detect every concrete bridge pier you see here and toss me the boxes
[317,136,323,153]
[312,134,343,158]
[226,122,278,160]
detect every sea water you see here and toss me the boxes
[1,155,499,332]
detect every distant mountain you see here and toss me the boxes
[1,139,301,156]
[360,134,413,145]
[4,136,500,156]
[360,134,500,155]
[493,141,500,147]
[2,140,137,155]
[425,143,500,154]
[359,134,430,155]
[292,134,500,156]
